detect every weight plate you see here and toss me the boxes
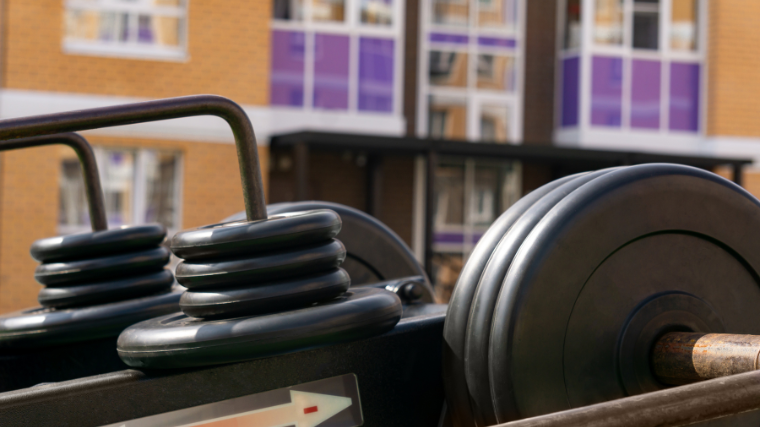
[464,168,616,425]
[226,201,431,291]
[37,269,174,309]
[180,268,350,319]
[34,247,170,286]
[117,287,402,369]
[0,288,182,348]
[171,210,341,261]
[442,172,584,427]
[487,164,760,426]
[175,239,346,289]
[30,224,166,262]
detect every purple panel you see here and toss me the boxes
[434,232,464,244]
[591,56,623,127]
[358,37,394,113]
[429,33,469,44]
[477,37,517,48]
[669,62,700,132]
[561,56,580,127]
[270,30,305,107]
[313,33,349,110]
[630,59,661,129]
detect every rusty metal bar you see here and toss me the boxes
[0,133,107,231]
[495,369,760,427]
[652,332,760,385]
[0,95,266,221]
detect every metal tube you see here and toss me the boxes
[0,133,107,231]
[495,369,760,427]
[0,95,266,221]
[652,332,760,385]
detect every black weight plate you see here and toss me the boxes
[464,168,617,425]
[441,172,584,427]
[175,239,346,289]
[171,210,341,260]
[117,287,402,369]
[180,268,350,319]
[34,247,170,286]
[0,288,182,348]
[30,224,166,262]
[488,164,760,425]
[37,269,174,309]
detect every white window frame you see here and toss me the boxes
[58,147,184,236]
[62,0,190,62]
[270,0,405,116]
[555,0,708,150]
[416,0,526,143]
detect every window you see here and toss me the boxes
[558,0,704,134]
[420,0,524,142]
[270,0,402,114]
[63,0,188,61]
[59,147,182,235]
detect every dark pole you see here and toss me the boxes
[424,149,437,281]
[733,163,744,186]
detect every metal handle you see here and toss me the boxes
[0,95,266,221]
[0,133,107,231]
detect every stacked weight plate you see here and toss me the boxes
[444,163,760,427]
[117,209,403,369]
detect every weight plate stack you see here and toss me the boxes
[117,209,403,369]
[0,224,181,347]
[444,163,760,426]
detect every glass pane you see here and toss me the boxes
[671,0,698,51]
[273,0,305,20]
[361,0,392,25]
[432,0,469,27]
[435,165,465,227]
[100,149,135,227]
[499,162,521,212]
[358,37,394,112]
[65,10,101,41]
[431,253,463,302]
[564,0,581,49]
[561,56,580,127]
[478,0,517,30]
[471,166,498,227]
[633,0,659,50]
[313,0,345,22]
[59,159,89,230]
[669,62,700,132]
[137,14,154,43]
[476,54,516,92]
[429,51,468,88]
[594,0,623,46]
[428,95,467,139]
[313,33,350,110]
[144,151,179,228]
[270,30,305,107]
[153,16,181,46]
[479,104,511,143]
[591,55,623,127]
[630,59,661,129]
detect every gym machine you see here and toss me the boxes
[0,96,759,427]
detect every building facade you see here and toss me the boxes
[0,0,759,312]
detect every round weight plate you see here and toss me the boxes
[464,168,617,425]
[37,269,175,309]
[171,210,341,261]
[0,288,182,348]
[34,247,170,286]
[487,164,760,426]
[30,224,166,262]
[180,268,350,319]
[225,202,431,291]
[175,239,346,289]
[117,287,402,369]
[442,172,585,427]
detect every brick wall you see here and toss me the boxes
[0,136,268,314]
[4,0,271,105]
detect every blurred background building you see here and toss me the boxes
[0,0,755,312]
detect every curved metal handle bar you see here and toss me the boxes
[0,133,107,231]
[0,95,266,221]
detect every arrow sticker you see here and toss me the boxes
[102,374,362,427]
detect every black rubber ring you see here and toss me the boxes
[31,224,166,262]
[35,247,170,286]
[180,268,350,319]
